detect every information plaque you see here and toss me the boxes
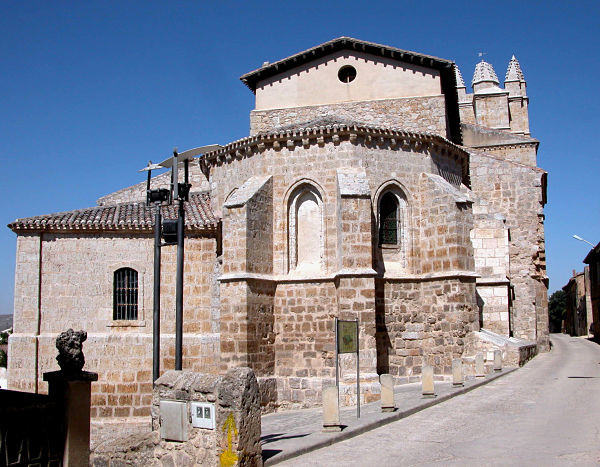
[337,320,358,354]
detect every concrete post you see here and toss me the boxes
[422,365,435,398]
[322,386,342,432]
[493,350,502,372]
[44,370,98,467]
[380,374,395,412]
[452,359,464,387]
[475,353,485,378]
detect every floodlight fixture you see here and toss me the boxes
[157,144,222,168]
[573,235,595,247]
[161,219,178,244]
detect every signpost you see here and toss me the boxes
[335,318,360,418]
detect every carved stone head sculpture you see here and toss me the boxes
[56,328,87,374]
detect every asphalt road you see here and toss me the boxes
[280,334,600,466]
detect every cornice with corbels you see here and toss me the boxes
[202,124,469,182]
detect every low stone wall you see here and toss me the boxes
[464,329,537,372]
[91,367,262,467]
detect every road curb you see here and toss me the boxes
[265,367,518,465]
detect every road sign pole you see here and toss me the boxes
[356,318,360,419]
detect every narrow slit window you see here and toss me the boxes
[113,268,138,320]
[379,192,398,245]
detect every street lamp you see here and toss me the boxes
[139,144,221,381]
[573,235,595,247]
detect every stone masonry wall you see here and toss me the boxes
[210,137,468,279]
[8,233,220,418]
[470,151,548,348]
[473,94,509,130]
[376,277,478,381]
[249,96,448,137]
[273,281,338,410]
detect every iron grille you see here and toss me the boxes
[113,268,138,320]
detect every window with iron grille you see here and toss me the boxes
[113,268,138,320]
[379,192,398,245]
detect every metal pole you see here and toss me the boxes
[356,318,360,419]
[175,197,185,370]
[335,317,339,389]
[152,204,161,382]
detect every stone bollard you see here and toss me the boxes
[422,365,435,398]
[475,353,485,378]
[380,374,395,412]
[452,359,464,387]
[322,386,342,432]
[493,350,503,372]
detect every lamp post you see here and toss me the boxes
[140,144,221,380]
[573,235,595,247]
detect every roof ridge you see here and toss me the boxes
[8,192,217,233]
[240,36,454,93]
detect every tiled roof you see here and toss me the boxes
[505,55,525,82]
[8,192,218,233]
[472,60,499,85]
[454,64,466,88]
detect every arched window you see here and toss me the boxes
[288,184,323,272]
[379,192,398,245]
[113,268,138,320]
[377,187,408,267]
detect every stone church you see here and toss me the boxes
[8,37,548,417]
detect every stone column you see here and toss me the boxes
[44,370,98,467]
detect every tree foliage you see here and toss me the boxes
[548,290,566,333]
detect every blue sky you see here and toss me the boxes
[1,1,598,314]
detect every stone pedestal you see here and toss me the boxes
[493,350,502,372]
[475,353,485,377]
[322,386,342,432]
[44,370,98,467]
[421,365,435,398]
[380,374,395,412]
[452,359,464,387]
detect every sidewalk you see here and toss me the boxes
[261,367,517,465]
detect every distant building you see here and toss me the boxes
[562,269,592,336]
[584,244,600,340]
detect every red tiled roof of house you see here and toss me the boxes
[8,192,218,233]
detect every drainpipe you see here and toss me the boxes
[35,232,43,393]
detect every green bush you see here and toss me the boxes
[548,290,566,333]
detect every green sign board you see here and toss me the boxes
[337,320,358,354]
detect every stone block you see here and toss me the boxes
[422,365,435,398]
[475,353,485,377]
[452,359,464,387]
[322,386,341,432]
[380,374,395,412]
[493,350,502,372]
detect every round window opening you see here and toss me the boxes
[338,65,357,83]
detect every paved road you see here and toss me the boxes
[280,334,600,466]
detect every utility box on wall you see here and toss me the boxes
[159,400,189,442]
[191,402,215,429]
